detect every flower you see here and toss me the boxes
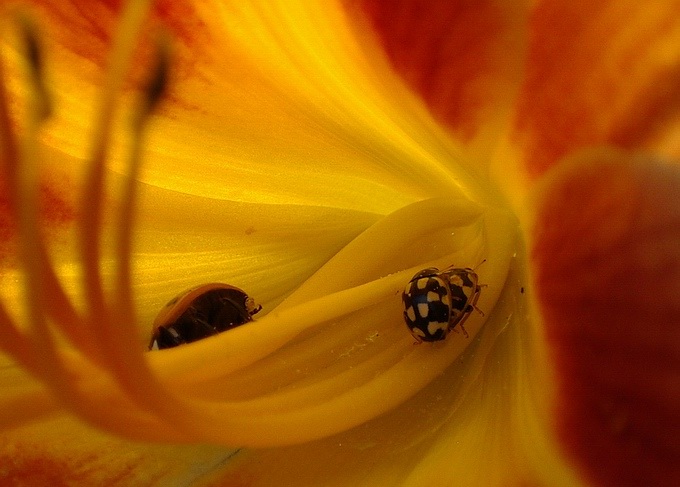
[1,0,679,486]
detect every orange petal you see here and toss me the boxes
[0,173,75,265]
[26,0,201,64]
[529,149,680,486]
[0,414,239,486]
[20,0,478,214]
[357,0,529,151]
[0,24,76,265]
[512,0,680,179]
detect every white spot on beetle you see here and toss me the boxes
[406,306,416,321]
[427,321,448,335]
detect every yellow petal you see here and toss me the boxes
[0,412,241,486]
[19,0,490,214]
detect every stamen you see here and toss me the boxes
[55,349,188,441]
[0,16,46,374]
[62,0,209,439]
[0,302,37,370]
[132,32,170,129]
[16,14,51,120]
[104,35,179,413]
[116,34,171,326]
[13,13,103,364]
[3,6,182,438]
[14,13,100,430]
[10,0,210,441]
[79,0,153,370]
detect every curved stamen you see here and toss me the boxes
[0,17,95,358]
[64,0,208,438]
[0,302,38,370]
[80,0,153,370]
[0,17,34,369]
[1,6,184,439]
[14,13,115,431]
[105,34,181,416]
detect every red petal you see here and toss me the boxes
[359,0,527,142]
[29,0,203,63]
[0,175,76,266]
[531,151,680,486]
[513,0,680,179]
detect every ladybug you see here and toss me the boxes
[149,283,262,350]
[402,265,483,343]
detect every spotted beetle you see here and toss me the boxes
[402,265,483,343]
[149,283,262,350]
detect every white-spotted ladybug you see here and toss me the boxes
[149,283,262,350]
[402,265,483,343]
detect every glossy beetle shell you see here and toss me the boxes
[402,266,482,343]
[149,283,261,350]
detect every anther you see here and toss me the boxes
[134,34,171,128]
[16,13,52,120]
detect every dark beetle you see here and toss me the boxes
[149,283,262,350]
